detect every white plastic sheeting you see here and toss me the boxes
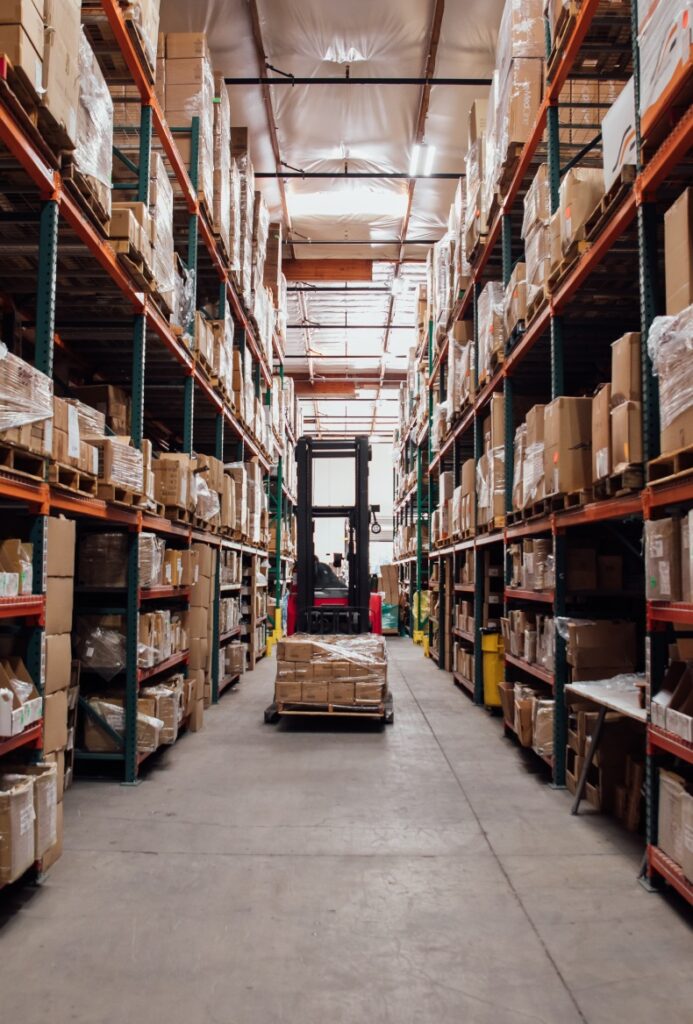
[160,0,504,433]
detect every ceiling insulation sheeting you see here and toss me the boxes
[160,0,504,435]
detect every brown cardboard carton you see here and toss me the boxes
[468,98,488,148]
[355,682,386,703]
[328,681,354,705]
[45,576,73,634]
[560,167,604,252]
[610,333,642,405]
[566,620,637,670]
[611,401,642,472]
[40,798,63,871]
[682,513,692,603]
[645,518,681,601]
[165,32,209,59]
[658,769,685,866]
[275,680,302,702]
[566,548,597,591]
[45,633,71,694]
[504,261,527,336]
[592,384,612,480]
[0,1,44,58]
[42,0,81,145]
[43,690,68,753]
[278,638,314,662]
[0,775,35,884]
[0,23,42,95]
[301,682,328,703]
[46,516,76,577]
[664,188,693,315]
[189,698,204,732]
[543,397,592,495]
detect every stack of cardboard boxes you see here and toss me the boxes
[274,634,388,708]
[163,33,215,215]
[0,349,53,461]
[476,394,506,528]
[0,761,59,886]
[563,619,637,682]
[379,564,400,635]
[189,543,216,715]
[645,514,693,604]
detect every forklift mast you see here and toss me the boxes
[295,436,372,634]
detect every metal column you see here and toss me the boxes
[131,315,146,449]
[124,528,140,784]
[35,200,58,377]
[552,530,567,786]
[472,283,484,705]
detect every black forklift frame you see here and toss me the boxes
[295,436,371,634]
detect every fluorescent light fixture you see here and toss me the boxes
[287,187,408,219]
[409,144,421,176]
[423,144,436,176]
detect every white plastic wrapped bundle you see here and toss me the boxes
[194,475,221,523]
[229,158,242,276]
[139,533,165,587]
[524,222,551,306]
[213,73,231,255]
[496,0,546,84]
[513,424,526,509]
[76,620,126,681]
[522,440,545,505]
[494,59,543,194]
[0,345,53,431]
[522,164,550,240]
[252,190,270,299]
[433,235,453,327]
[482,72,500,224]
[150,153,175,297]
[638,0,693,125]
[647,304,693,442]
[464,138,486,250]
[238,153,255,308]
[477,282,505,378]
[168,52,215,210]
[76,30,114,203]
[476,456,490,517]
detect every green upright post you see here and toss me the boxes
[131,315,146,449]
[183,375,194,455]
[552,531,567,787]
[137,104,152,204]
[501,213,514,514]
[415,445,423,635]
[211,412,224,704]
[274,456,283,630]
[187,117,200,338]
[35,200,58,377]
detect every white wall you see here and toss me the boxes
[312,443,394,571]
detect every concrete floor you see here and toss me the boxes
[0,638,691,1023]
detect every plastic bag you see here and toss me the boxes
[76,622,126,681]
[0,345,53,431]
[647,305,693,433]
[76,29,114,190]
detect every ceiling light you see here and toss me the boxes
[409,145,421,176]
[287,187,408,219]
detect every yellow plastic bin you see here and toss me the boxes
[481,631,504,708]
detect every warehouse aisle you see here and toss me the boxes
[1,639,691,1024]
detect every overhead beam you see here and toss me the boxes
[224,76,491,86]
[287,286,391,293]
[283,259,373,282]
[286,238,437,245]
[256,171,461,179]
[294,381,356,397]
[287,324,413,330]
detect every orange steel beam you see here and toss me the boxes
[283,259,373,282]
[638,101,693,201]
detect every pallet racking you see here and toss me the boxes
[0,0,293,790]
[395,0,693,903]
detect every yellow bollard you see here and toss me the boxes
[422,636,430,658]
[274,609,283,639]
[266,634,275,658]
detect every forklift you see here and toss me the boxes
[265,435,394,723]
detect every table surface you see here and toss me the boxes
[566,682,647,723]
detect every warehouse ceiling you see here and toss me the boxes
[161,0,504,436]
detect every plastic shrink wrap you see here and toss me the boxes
[76,619,126,681]
[150,153,175,299]
[647,304,693,454]
[213,72,231,255]
[0,345,53,433]
[477,282,505,379]
[75,30,114,217]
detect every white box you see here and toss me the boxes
[602,77,636,193]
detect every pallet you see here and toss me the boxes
[108,239,155,290]
[165,504,193,524]
[61,157,111,233]
[561,487,593,511]
[477,515,505,533]
[585,166,636,244]
[593,464,644,500]
[478,346,505,386]
[48,462,98,497]
[525,288,549,326]
[97,482,137,506]
[505,321,526,355]
[135,497,166,517]
[193,515,219,534]
[648,445,693,487]
[265,692,394,724]
[546,1,580,81]
[0,442,46,482]
[495,142,524,199]
[547,239,591,292]
[195,348,216,381]
[467,234,487,268]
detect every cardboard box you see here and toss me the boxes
[682,791,693,883]
[301,682,328,703]
[40,798,63,871]
[560,167,604,253]
[0,775,35,884]
[45,576,73,634]
[45,632,72,694]
[664,187,693,316]
[328,681,354,704]
[611,332,642,405]
[42,0,81,145]
[658,769,686,866]
[566,620,637,670]
[645,518,681,601]
[611,401,643,473]
[682,513,693,603]
[598,555,623,592]
[43,689,68,753]
[46,516,76,577]
[592,384,612,480]
[566,548,597,591]
[189,698,204,732]
[275,680,302,702]
[278,638,314,662]
[543,397,592,495]
[0,23,42,96]
[165,32,209,60]
[504,261,527,336]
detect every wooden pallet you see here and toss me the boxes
[61,157,111,233]
[135,497,166,517]
[547,239,591,292]
[585,166,636,244]
[478,347,505,386]
[593,464,644,500]
[505,320,526,354]
[546,1,580,80]
[268,697,391,722]
[48,462,98,497]
[108,239,155,290]
[561,487,593,511]
[477,515,505,534]
[648,445,693,486]
[195,348,216,381]
[467,234,487,268]
[97,482,137,506]
[0,443,46,482]
[496,142,524,199]
[165,504,193,524]
[526,288,549,327]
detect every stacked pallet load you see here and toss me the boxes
[273,634,389,717]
